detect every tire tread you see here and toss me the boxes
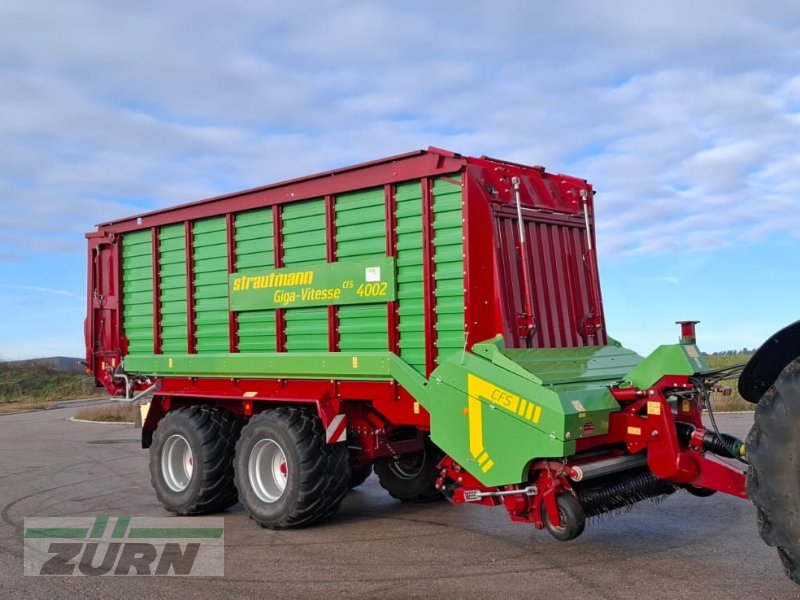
[235,407,349,529]
[747,358,800,583]
[150,405,240,515]
[374,437,444,503]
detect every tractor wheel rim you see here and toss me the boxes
[249,439,288,503]
[162,434,194,492]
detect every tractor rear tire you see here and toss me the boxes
[374,437,444,503]
[150,405,241,515]
[234,407,350,529]
[542,493,586,542]
[747,358,800,583]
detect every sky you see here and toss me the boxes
[1,1,799,359]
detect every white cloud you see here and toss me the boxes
[0,1,798,262]
[12,285,77,297]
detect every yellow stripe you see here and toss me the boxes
[477,451,489,465]
[525,403,534,420]
[468,397,484,458]
[533,405,542,424]
[517,398,528,416]
[481,459,494,473]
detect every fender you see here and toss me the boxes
[739,319,800,403]
[140,387,345,448]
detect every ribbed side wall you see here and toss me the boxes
[119,174,465,370]
[395,182,426,373]
[282,200,328,352]
[336,188,388,352]
[432,177,465,362]
[121,231,153,354]
[234,208,276,352]
[192,217,228,353]
[159,224,188,353]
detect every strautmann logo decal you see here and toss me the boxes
[231,270,314,290]
[229,257,397,311]
[23,516,224,576]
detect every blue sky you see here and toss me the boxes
[1,1,799,359]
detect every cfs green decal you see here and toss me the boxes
[229,257,396,311]
[466,374,544,474]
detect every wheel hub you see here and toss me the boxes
[249,439,288,503]
[162,434,194,492]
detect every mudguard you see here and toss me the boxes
[739,320,800,403]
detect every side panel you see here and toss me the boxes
[118,171,467,392]
[159,224,188,353]
[395,181,426,374]
[282,200,328,352]
[192,217,229,353]
[121,231,153,354]
[335,187,388,352]
[234,208,277,352]
[432,176,465,363]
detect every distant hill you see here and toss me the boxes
[0,359,94,407]
[3,356,84,373]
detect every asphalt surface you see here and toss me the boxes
[0,406,797,599]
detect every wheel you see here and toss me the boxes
[542,493,586,541]
[374,436,444,502]
[149,405,240,515]
[234,407,349,529]
[747,358,800,583]
[684,485,717,498]
[348,463,373,489]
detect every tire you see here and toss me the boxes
[542,493,586,541]
[747,358,800,583]
[374,436,444,503]
[348,463,372,489]
[234,407,349,529]
[149,405,240,515]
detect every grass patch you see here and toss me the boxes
[0,401,52,415]
[707,354,752,412]
[0,362,96,406]
[74,403,138,423]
